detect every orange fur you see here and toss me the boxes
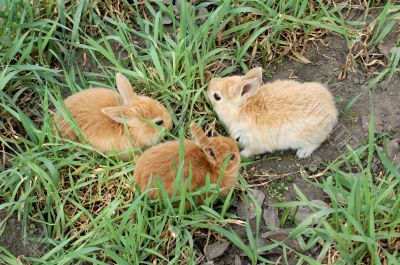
[134,123,240,201]
[208,67,338,158]
[54,73,172,156]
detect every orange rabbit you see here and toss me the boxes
[208,67,338,158]
[134,123,240,200]
[54,73,172,155]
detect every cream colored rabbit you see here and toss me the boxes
[208,67,338,158]
[54,73,172,155]
[134,123,240,200]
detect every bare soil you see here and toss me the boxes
[0,212,47,259]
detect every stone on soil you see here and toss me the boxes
[234,255,241,265]
[263,207,279,230]
[261,229,302,252]
[290,200,329,224]
[237,189,265,220]
[388,138,400,164]
[204,241,230,260]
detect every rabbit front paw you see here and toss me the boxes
[240,149,254,157]
[296,144,318,158]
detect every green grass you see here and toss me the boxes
[1,0,399,264]
[274,110,400,264]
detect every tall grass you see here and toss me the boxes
[0,0,399,264]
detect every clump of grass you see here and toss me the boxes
[0,135,243,263]
[318,146,400,264]
[271,144,400,264]
[272,106,400,264]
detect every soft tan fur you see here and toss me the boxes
[208,67,338,158]
[134,123,240,201]
[54,73,172,155]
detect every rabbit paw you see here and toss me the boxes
[240,149,253,157]
[296,145,318,158]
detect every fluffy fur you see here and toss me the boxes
[134,123,240,200]
[54,73,172,155]
[208,67,338,158]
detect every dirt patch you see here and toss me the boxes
[0,212,47,259]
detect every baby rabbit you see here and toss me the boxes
[134,123,240,200]
[54,73,172,155]
[208,67,338,158]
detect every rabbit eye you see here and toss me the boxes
[155,120,163,126]
[206,148,216,159]
[213,93,221,101]
[230,153,236,161]
[235,136,240,142]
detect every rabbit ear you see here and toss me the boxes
[202,146,217,166]
[243,67,262,84]
[237,78,259,101]
[101,106,139,126]
[190,123,209,146]
[116,73,138,105]
[190,123,217,165]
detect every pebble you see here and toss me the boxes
[204,241,230,260]
[162,16,172,25]
[234,255,241,265]
[263,207,279,230]
[290,200,329,224]
[237,189,265,220]
[261,229,302,252]
[196,7,208,25]
[361,112,383,133]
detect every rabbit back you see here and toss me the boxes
[236,80,338,157]
[54,88,134,152]
[134,140,213,198]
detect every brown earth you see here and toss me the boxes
[0,211,47,260]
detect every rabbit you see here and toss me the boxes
[207,67,338,158]
[54,73,173,156]
[134,123,240,200]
